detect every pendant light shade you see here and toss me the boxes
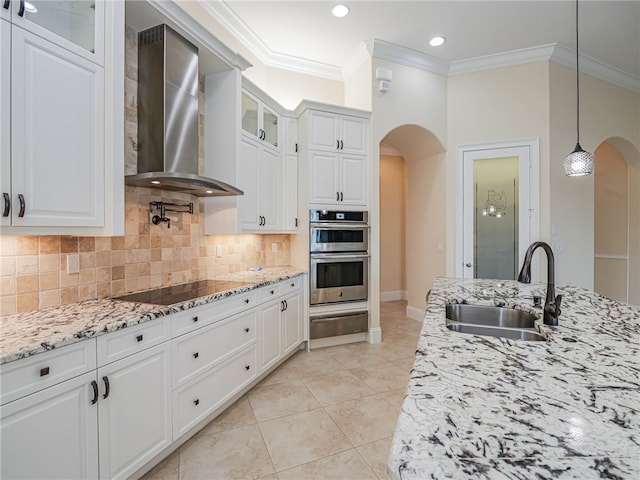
[564,0,593,177]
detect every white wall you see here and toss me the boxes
[446,62,551,278]
[549,63,640,289]
[371,59,448,320]
[380,154,406,298]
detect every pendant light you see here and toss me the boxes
[564,0,593,176]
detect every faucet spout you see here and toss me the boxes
[517,241,562,326]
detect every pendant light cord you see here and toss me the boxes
[575,0,580,144]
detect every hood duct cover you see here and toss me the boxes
[126,24,242,197]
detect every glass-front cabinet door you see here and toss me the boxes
[241,92,259,138]
[262,105,278,148]
[7,0,103,64]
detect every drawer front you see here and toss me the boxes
[173,347,257,438]
[171,290,258,338]
[280,276,302,296]
[258,283,282,302]
[97,318,170,366]
[0,340,97,405]
[172,309,257,388]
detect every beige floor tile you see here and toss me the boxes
[249,382,320,421]
[324,395,400,447]
[284,350,347,375]
[349,361,411,393]
[257,360,305,387]
[377,388,406,410]
[375,342,418,362]
[356,437,394,480]
[195,395,256,436]
[332,343,393,369]
[303,370,375,406]
[391,356,416,372]
[179,424,275,479]
[259,408,352,472]
[277,449,377,480]
[141,449,179,480]
[257,475,278,480]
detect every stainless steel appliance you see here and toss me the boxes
[310,311,369,340]
[309,210,369,253]
[309,209,369,306]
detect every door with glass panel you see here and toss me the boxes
[462,144,535,280]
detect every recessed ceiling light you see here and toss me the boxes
[429,36,446,47]
[24,1,37,13]
[332,4,349,18]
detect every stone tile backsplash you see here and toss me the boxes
[0,26,292,315]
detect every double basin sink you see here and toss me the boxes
[445,303,547,341]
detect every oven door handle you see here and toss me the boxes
[310,253,370,260]
[310,223,370,229]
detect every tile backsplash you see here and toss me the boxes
[0,26,292,315]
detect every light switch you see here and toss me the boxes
[216,245,222,257]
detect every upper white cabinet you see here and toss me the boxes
[204,73,296,234]
[297,102,370,208]
[0,0,123,235]
[308,110,367,156]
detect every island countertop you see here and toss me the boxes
[0,267,306,365]
[388,277,640,479]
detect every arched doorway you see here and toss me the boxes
[594,138,640,305]
[379,125,446,319]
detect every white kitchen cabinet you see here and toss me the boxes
[204,72,293,235]
[283,153,299,231]
[242,89,279,149]
[282,289,303,356]
[97,342,172,480]
[283,116,298,155]
[238,134,281,231]
[0,0,123,235]
[259,300,283,372]
[308,110,367,156]
[309,151,367,206]
[0,371,99,480]
[1,18,11,228]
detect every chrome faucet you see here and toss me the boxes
[517,241,562,326]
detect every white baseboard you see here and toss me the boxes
[406,305,425,322]
[380,290,407,302]
[367,327,382,344]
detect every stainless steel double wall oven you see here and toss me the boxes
[309,210,369,339]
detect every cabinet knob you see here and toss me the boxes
[40,367,50,377]
[270,290,274,295]
[192,316,198,323]
[136,334,143,342]
[245,365,250,371]
[193,352,199,359]
[244,298,250,304]
[194,399,200,406]
[244,327,250,333]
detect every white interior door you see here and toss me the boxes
[458,140,539,280]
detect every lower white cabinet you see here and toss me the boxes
[97,343,172,480]
[0,371,99,480]
[0,274,307,479]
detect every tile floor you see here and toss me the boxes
[143,300,422,480]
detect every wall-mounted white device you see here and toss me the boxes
[375,67,393,93]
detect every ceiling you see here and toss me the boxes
[202,1,640,82]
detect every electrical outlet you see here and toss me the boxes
[66,254,80,274]
[272,243,278,252]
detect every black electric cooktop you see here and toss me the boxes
[112,280,251,306]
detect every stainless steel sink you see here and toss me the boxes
[445,322,547,341]
[445,303,547,342]
[445,304,537,329]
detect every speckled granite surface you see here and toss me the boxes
[0,267,305,365]
[388,277,640,480]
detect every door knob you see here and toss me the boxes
[465,262,472,268]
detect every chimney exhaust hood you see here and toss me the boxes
[125,24,243,197]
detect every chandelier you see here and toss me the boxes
[481,190,506,218]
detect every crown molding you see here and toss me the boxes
[449,44,557,76]
[201,1,343,80]
[367,39,450,76]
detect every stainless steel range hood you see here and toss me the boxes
[126,24,242,197]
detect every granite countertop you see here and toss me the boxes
[388,277,640,479]
[0,267,306,365]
